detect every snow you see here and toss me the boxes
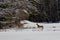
[21,20,60,31]
[0,20,60,40]
[0,20,59,32]
[0,31,60,40]
[0,20,60,32]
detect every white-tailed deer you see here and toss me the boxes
[36,23,43,30]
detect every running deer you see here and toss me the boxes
[36,23,43,30]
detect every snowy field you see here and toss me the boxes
[21,20,60,31]
[0,20,60,32]
[0,20,60,40]
[0,31,60,40]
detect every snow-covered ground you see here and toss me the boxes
[0,31,60,40]
[0,20,60,40]
[0,20,60,32]
[21,20,60,31]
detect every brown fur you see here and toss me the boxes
[36,23,43,30]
